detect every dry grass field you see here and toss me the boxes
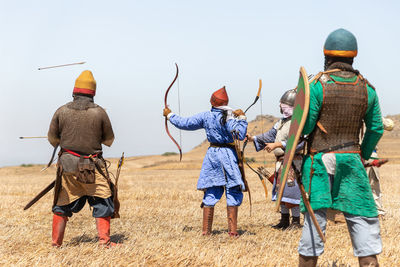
[1,116,399,266]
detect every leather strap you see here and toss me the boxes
[209,142,235,149]
[62,148,98,158]
[310,141,359,154]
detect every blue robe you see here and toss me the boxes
[168,108,248,191]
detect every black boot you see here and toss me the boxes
[288,216,302,229]
[272,213,290,230]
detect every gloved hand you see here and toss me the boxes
[370,159,381,167]
[163,107,171,117]
[233,109,245,117]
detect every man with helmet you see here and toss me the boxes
[163,86,248,237]
[48,70,118,247]
[248,88,303,230]
[297,29,383,267]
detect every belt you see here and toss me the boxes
[209,142,235,149]
[310,141,360,155]
[62,148,99,158]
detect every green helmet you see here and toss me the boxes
[324,28,358,58]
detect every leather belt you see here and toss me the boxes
[209,142,235,149]
[310,141,359,154]
[62,148,99,158]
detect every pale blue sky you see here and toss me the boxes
[1,0,399,166]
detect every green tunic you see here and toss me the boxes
[300,74,384,217]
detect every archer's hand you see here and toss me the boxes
[246,134,254,142]
[264,143,279,153]
[163,107,172,117]
[233,109,245,117]
[370,159,381,167]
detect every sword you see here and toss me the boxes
[19,136,58,171]
[41,145,59,172]
[23,147,61,210]
[23,181,55,210]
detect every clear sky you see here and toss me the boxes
[1,0,399,167]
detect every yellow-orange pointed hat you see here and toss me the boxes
[73,70,97,96]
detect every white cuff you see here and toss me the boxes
[237,115,247,121]
[281,141,287,148]
[167,113,175,120]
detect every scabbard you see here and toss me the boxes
[298,182,326,242]
[52,164,63,208]
[292,162,326,242]
[24,180,55,210]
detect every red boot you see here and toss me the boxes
[227,206,239,237]
[202,206,214,235]
[52,213,68,247]
[96,217,119,247]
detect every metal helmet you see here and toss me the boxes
[280,89,296,106]
[324,28,358,58]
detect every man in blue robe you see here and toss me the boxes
[163,86,247,236]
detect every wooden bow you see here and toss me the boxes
[164,63,182,161]
[242,79,269,201]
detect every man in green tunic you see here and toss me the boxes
[298,29,383,267]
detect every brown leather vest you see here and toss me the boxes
[309,71,368,152]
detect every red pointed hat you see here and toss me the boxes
[210,86,229,107]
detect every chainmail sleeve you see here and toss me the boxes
[101,108,114,147]
[47,108,61,147]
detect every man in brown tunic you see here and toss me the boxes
[48,70,117,247]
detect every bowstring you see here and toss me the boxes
[177,74,182,149]
[260,91,266,168]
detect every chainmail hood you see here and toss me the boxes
[67,95,98,110]
[327,61,359,75]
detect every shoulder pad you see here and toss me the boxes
[320,74,331,83]
[365,79,376,90]
[310,72,323,84]
[358,73,376,90]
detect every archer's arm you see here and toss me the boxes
[361,85,383,160]
[252,123,277,152]
[47,108,61,147]
[167,112,205,131]
[227,116,248,140]
[101,108,115,147]
[302,81,323,135]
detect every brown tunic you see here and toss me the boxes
[48,95,115,205]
